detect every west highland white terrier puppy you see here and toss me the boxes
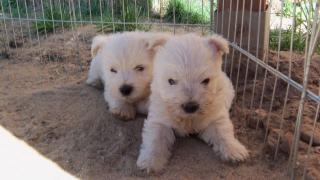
[86,32,169,120]
[137,34,249,172]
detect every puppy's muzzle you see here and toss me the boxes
[119,84,133,96]
[181,101,199,114]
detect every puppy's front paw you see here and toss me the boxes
[219,139,249,162]
[137,153,166,173]
[110,105,136,120]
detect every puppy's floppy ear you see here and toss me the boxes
[91,35,108,58]
[146,34,170,52]
[206,34,229,56]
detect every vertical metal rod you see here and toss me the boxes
[135,0,138,30]
[0,0,10,54]
[249,0,264,110]
[210,0,214,32]
[274,0,297,160]
[23,0,32,41]
[263,0,285,144]
[49,0,56,35]
[241,0,253,108]
[173,0,176,34]
[302,87,319,179]
[111,0,115,32]
[187,0,191,32]
[7,0,17,48]
[212,0,216,33]
[88,0,93,24]
[234,0,246,101]
[31,0,40,46]
[99,0,103,32]
[160,0,163,31]
[40,0,48,37]
[15,0,25,46]
[289,2,320,178]
[201,0,204,34]
[221,0,226,69]
[70,0,82,71]
[223,0,233,72]
[58,0,65,33]
[229,0,240,78]
[78,0,83,27]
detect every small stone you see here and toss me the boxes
[79,90,88,97]
[300,123,320,146]
[267,129,309,154]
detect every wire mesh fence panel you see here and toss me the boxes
[0,0,319,179]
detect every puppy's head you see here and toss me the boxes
[153,34,229,119]
[93,32,168,103]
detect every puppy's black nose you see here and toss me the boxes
[119,84,133,96]
[182,101,199,114]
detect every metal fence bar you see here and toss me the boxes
[111,0,115,32]
[40,0,48,38]
[201,0,204,34]
[229,42,320,104]
[289,2,320,177]
[241,0,253,108]
[7,0,17,48]
[234,0,246,101]
[31,0,40,46]
[274,0,297,160]
[249,0,263,110]
[122,0,126,31]
[15,0,25,46]
[88,0,92,24]
[0,17,213,27]
[135,0,138,31]
[210,0,214,32]
[302,86,320,179]
[49,0,56,35]
[223,0,233,72]
[0,0,10,54]
[99,0,103,32]
[23,0,32,41]
[173,0,176,34]
[263,0,285,143]
[229,0,240,78]
[58,0,65,33]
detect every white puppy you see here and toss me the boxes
[137,34,249,172]
[87,32,169,120]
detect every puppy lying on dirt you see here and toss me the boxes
[87,32,169,120]
[137,33,249,172]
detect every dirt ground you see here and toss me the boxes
[0,26,319,179]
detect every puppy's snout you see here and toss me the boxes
[181,101,199,114]
[119,84,133,96]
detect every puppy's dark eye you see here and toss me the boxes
[168,79,177,85]
[201,78,210,85]
[134,65,145,72]
[110,68,117,73]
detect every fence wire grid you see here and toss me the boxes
[0,0,319,179]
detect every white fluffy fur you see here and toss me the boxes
[137,33,249,172]
[87,32,169,120]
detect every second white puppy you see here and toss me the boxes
[137,34,249,172]
[87,32,168,120]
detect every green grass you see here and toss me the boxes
[269,28,305,52]
[32,5,71,34]
[1,0,152,34]
[164,0,210,24]
[98,0,151,32]
[270,1,320,54]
